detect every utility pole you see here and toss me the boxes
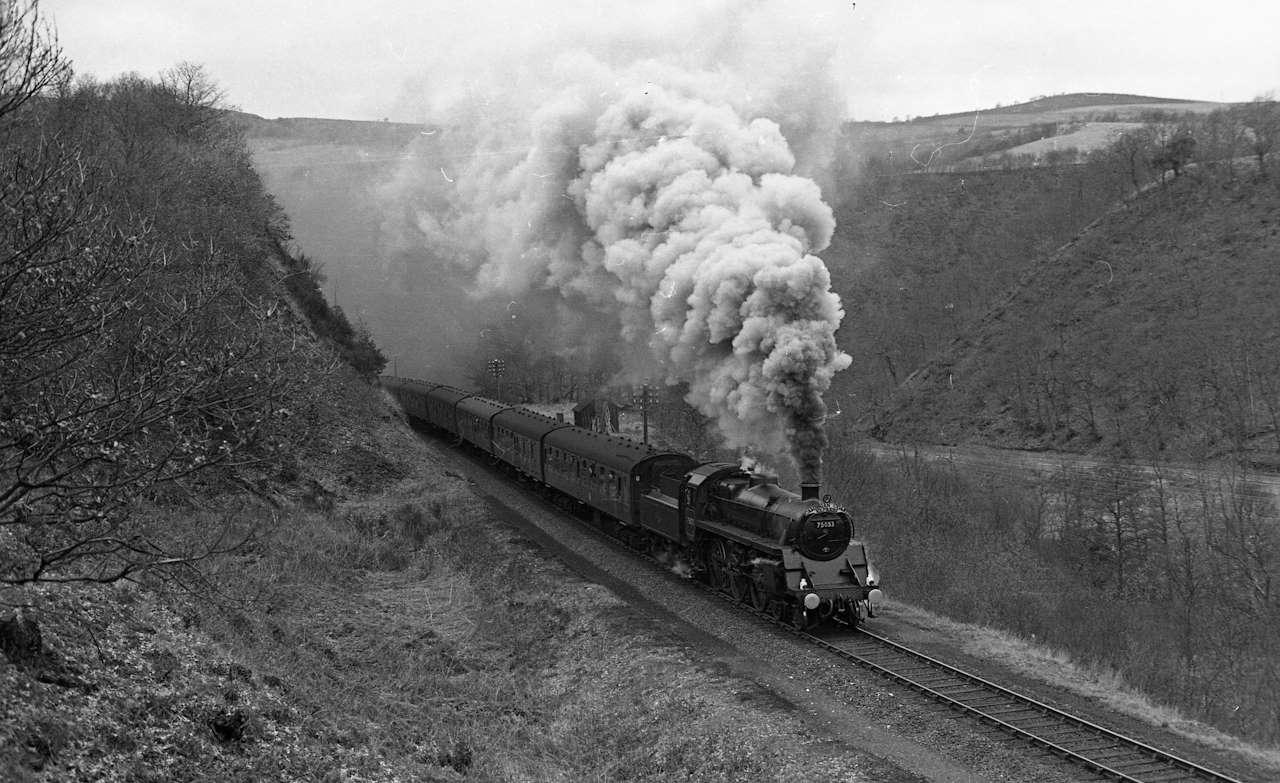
[632,383,658,445]
[487,358,506,400]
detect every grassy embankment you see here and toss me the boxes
[5,376,898,781]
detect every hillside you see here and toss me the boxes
[228,110,426,148]
[869,165,1280,463]
[908,92,1206,122]
[841,92,1225,173]
[823,159,1136,420]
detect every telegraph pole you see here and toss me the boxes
[632,383,658,445]
[487,358,506,400]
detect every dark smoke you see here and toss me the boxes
[382,5,852,475]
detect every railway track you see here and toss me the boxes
[799,626,1246,783]
[602,514,1252,781]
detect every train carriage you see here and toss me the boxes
[455,396,510,454]
[381,377,437,420]
[491,407,569,481]
[423,385,471,435]
[542,427,694,530]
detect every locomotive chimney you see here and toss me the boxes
[800,455,821,501]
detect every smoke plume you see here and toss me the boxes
[382,3,851,479]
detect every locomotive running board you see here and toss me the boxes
[693,518,784,557]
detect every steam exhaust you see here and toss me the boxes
[385,16,853,475]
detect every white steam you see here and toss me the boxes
[383,4,852,477]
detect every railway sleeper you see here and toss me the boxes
[1138,771,1201,782]
[1084,747,1154,762]
[1027,724,1090,739]
[942,692,1010,706]
[1057,739,1124,754]
[966,700,1027,713]
[1110,758,1180,773]
[1014,715,1071,728]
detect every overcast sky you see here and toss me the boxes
[45,0,1280,123]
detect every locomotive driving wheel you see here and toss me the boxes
[706,539,731,592]
[768,601,785,623]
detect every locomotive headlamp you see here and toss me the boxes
[804,592,821,611]
[868,588,884,605]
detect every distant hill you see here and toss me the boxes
[841,92,1228,173]
[229,110,427,148]
[910,92,1206,122]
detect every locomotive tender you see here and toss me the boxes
[382,377,882,628]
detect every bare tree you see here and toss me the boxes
[1108,126,1156,190]
[1240,94,1280,174]
[1151,127,1196,179]
[0,0,69,121]
[2,18,295,586]
[159,61,225,110]
[158,61,228,139]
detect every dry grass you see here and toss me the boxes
[2,397,888,781]
[963,121,1146,162]
[886,600,1280,773]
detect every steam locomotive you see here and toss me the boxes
[382,377,882,629]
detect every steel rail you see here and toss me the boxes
[802,627,1246,783]
[607,520,1249,782]
[604,521,1249,782]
